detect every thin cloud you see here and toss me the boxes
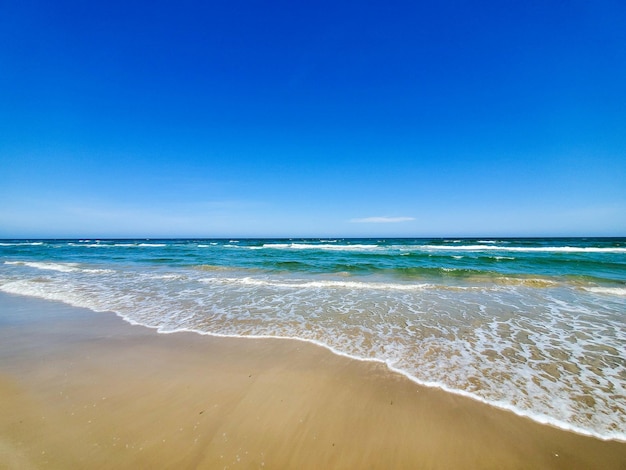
[350,216,415,224]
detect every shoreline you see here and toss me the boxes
[4,286,623,444]
[1,292,625,468]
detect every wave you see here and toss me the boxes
[0,242,45,246]
[215,242,626,254]
[5,261,79,272]
[199,276,435,291]
[583,287,626,297]
[195,274,561,291]
[67,242,167,248]
[413,245,626,253]
[68,243,109,247]
[4,261,113,274]
[5,240,624,255]
[260,243,380,251]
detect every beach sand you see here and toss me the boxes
[0,293,624,469]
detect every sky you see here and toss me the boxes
[1,0,625,238]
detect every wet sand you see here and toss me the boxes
[0,293,624,469]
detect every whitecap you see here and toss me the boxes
[583,287,626,296]
[5,261,79,272]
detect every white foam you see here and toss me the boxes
[583,287,626,296]
[68,243,109,248]
[415,245,626,253]
[147,273,188,280]
[199,276,433,291]
[0,242,44,246]
[4,261,114,274]
[261,243,380,251]
[5,261,79,272]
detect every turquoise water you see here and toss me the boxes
[1,238,625,440]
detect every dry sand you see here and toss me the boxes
[0,292,625,469]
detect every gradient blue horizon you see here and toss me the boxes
[1,1,625,238]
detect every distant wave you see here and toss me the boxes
[261,243,380,251]
[0,242,44,246]
[213,242,626,254]
[414,245,626,253]
[67,242,167,248]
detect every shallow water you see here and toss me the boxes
[1,238,624,440]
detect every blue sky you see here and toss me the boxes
[1,1,625,238]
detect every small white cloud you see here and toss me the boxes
[350,216,415,224]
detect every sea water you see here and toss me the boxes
[0,238,624,440]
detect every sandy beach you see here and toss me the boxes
[0,292,624,469]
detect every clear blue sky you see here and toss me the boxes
[1,0,625,238]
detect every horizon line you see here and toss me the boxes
[2,235,625,240]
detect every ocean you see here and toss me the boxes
[0,238,624,441]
